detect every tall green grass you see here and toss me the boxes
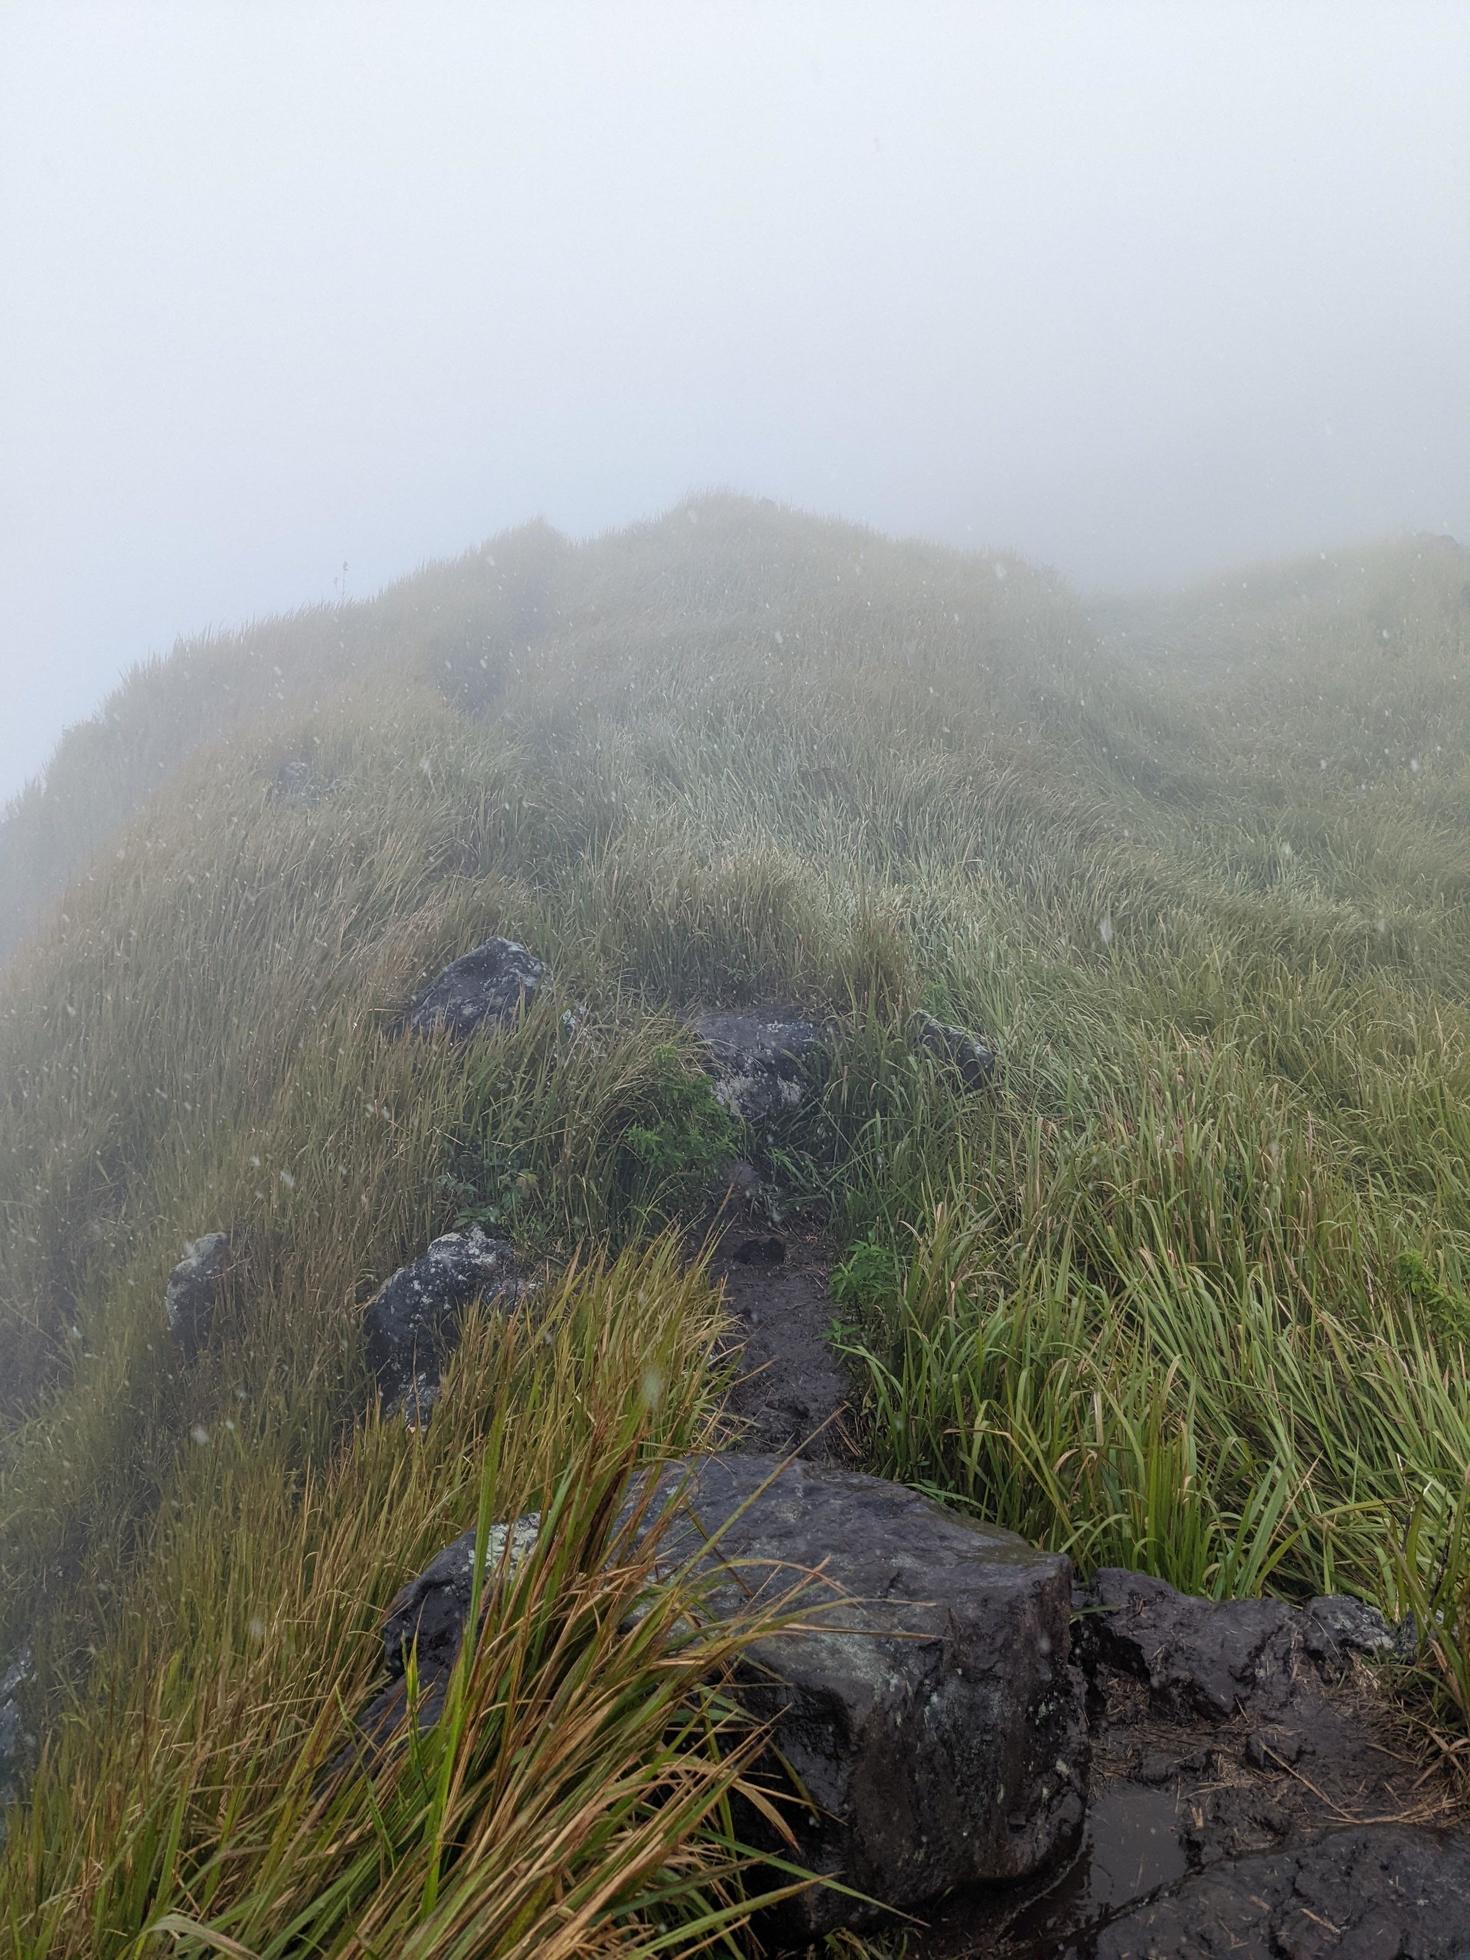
[2,497,1469,1943]
[3,1253,828,1956]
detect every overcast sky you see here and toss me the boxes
[2,2,1468,802]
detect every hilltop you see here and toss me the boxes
[1,498,1469,1953]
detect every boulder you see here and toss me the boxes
[370,1452,1084,1936]
[1093,1824,1470,1959]
[689,1009,829,1125]
[1076,1568,1411,1722]
[404,937,545,1040]
[381,1515,542,1711]
[910,1010,997,1089]
[164,1231,232,1360]
[634,1455,1085,1934]
[363,1227,521,1421]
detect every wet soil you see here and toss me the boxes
[912,1649,1466,1958]
[689,1167,1470,1956]
[711,1232,859,1465]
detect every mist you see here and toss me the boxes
[2,0,1467,802]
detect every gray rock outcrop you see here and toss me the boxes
[689,1009,829,1125]
[363,1227,522,1422]
[404,937,545,1040]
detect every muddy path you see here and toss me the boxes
[693,1165,860,1467]
[687,1170,1470,1959]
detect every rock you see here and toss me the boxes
[0,1647,34,1824]
[404,937,545,1040]
[689,1009,828,1125]
[384,1516,542,1685]
[367,1453,1083,1937]
[164,1232,232,1360]
[910,1010,997,1089]
[1079,1568,1301,1720]
[727,1232,784,1266]
[1245,1723,1304,1770]
[1304,1592,1416,1666]
[1078,1569,1413,1724]
[1092,1824,1470,1959]
[363,1227,521,1420]
[631,1455,1085,1935]
[344,1516,543,1754]
[638,1458,1089,1928]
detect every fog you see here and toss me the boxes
[2,0,1467,801]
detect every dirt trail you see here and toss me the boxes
[712,1237,858,1464]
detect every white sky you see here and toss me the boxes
[2,1,1468,800]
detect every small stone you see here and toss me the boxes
[728,1232,786,1266]
[164,1232,232,1361]
[1133,1749,1181,1786]
[1245,1725,1304,1770]
[910,1010,997,1089]
[1304,1594,1415,1667]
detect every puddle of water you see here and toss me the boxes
[999,1783,1191,1958]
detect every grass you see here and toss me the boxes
[1,495,1469,1946]
[2,1253,824,1956]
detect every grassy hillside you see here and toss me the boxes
[1,498,1468,1952]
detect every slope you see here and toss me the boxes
[1,497,1468,1952]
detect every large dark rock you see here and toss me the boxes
[382,1514,543,1678]
[1093,1824,1470,1959]
[164,1232,232,1361]
[404,937,545,1040]
[1077,1568,1411,1722]
[634,1455,1084,1935]
[363,1227,521,1422]
[689,1009,829,1125]
[910,1010,997,1089]
[368,1452,1083,1937]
